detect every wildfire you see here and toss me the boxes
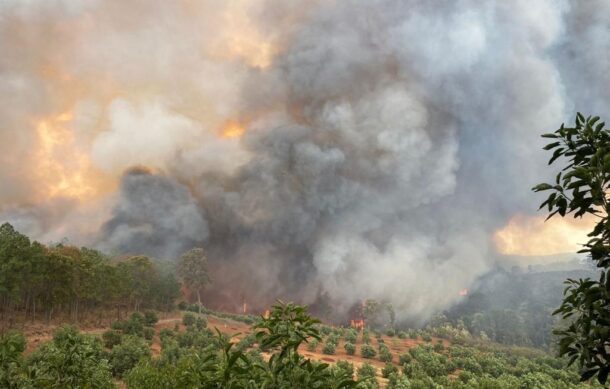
[494,213,595,256]
[350,319,365,330]
[34,111,112,202]
[221,120,246,138]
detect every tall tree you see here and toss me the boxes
[533,113,610,384]
[177,248,211,314]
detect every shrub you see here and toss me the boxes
[379,345,393,362]
[159,328,174,340]
[177,301,187,310]
[361,344,377,359]
[422,334,432,342]
[433,341,444,352]
[358,362,377,380]
[195,317,207,330]
[143,327,155,341]
[0,330,27,388]
[344,342,356,355]
[382,362,398,378]
[386,328,396,337]
[307,339,318,351]
[345,329,358,343]
[408,330,418,340]
[143,310,159,326]
[398,353,412,365]
[335,360,354,379]
[182,313,196,327]
[323,342,336,355]
[102,329,123,348]
[397,331,407,339]
[111,320,126,332]
[27,326,114,388]
[109,335,151,377]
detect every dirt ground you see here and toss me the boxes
[20,312,448,387]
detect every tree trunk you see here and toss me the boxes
[197,289,202,314]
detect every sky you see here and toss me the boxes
[1,0,607,319]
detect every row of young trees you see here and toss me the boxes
[0,223,181,324]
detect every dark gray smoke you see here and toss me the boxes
[2,0,610,320]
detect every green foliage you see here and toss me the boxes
[357,362,377,382]
[307,338,318,351]
[345,329,358,343]
[143,310,159,326]
[335,360,355,380]
[177,248,211,314]
[0,331,27,388]
[361,344,377,359]
[102,329,123,348]
[534,113,610,384]
[398,353,412,365]
[195,316,207,330]
[382,362,398,378]
[344,341,356,355]
[27,326,115,388]
[323,342,336,355]
[386,328,395,337]
[143,326,155,341]
[109,335,151,377]
[182,312,196,327]
[397,331,407,339]
[379,344,393,362]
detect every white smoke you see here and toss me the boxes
[1,0,609,321]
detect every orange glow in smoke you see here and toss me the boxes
[494,213,595,256]
[221,120,246,138]
[34,111,113,202]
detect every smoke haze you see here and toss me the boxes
[1,0,609,320]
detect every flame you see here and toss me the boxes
[206,0,277,69]
[34,111,113,202]
[494,213,595,256]
[221,120,246,138]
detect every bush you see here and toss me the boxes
[409,330,418,340]
[335,360,354,379]
[109,335,151,377]
[143,310,159,326]
[195,317,207,330]
[143,327,155,341]
[307,339,318,351]
[382,362,398,378]
[0,331,27,388]
[345,329,358,343]
[159,328,175,340]
[361,344,377,359]
[27,326,114,388]
[358,362,377,380]
[177,301,187,310]
[397,331,407,339]
[386,328,396,337]
[433,341,444,352]
[344,342,356,355]
[379,345,393,362]
[102,329,123,348]
[422,334,432,342]
[323,342,336,355]
[182,313,196,327]
[398,353,412,365]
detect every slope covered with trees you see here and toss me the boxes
[0,223,180,325]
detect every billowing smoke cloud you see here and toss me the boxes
[1,0,610,321]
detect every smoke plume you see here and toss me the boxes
[2,0,610,321]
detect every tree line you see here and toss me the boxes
[0,222,181,325]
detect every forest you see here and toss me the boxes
[0,222,605,388]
